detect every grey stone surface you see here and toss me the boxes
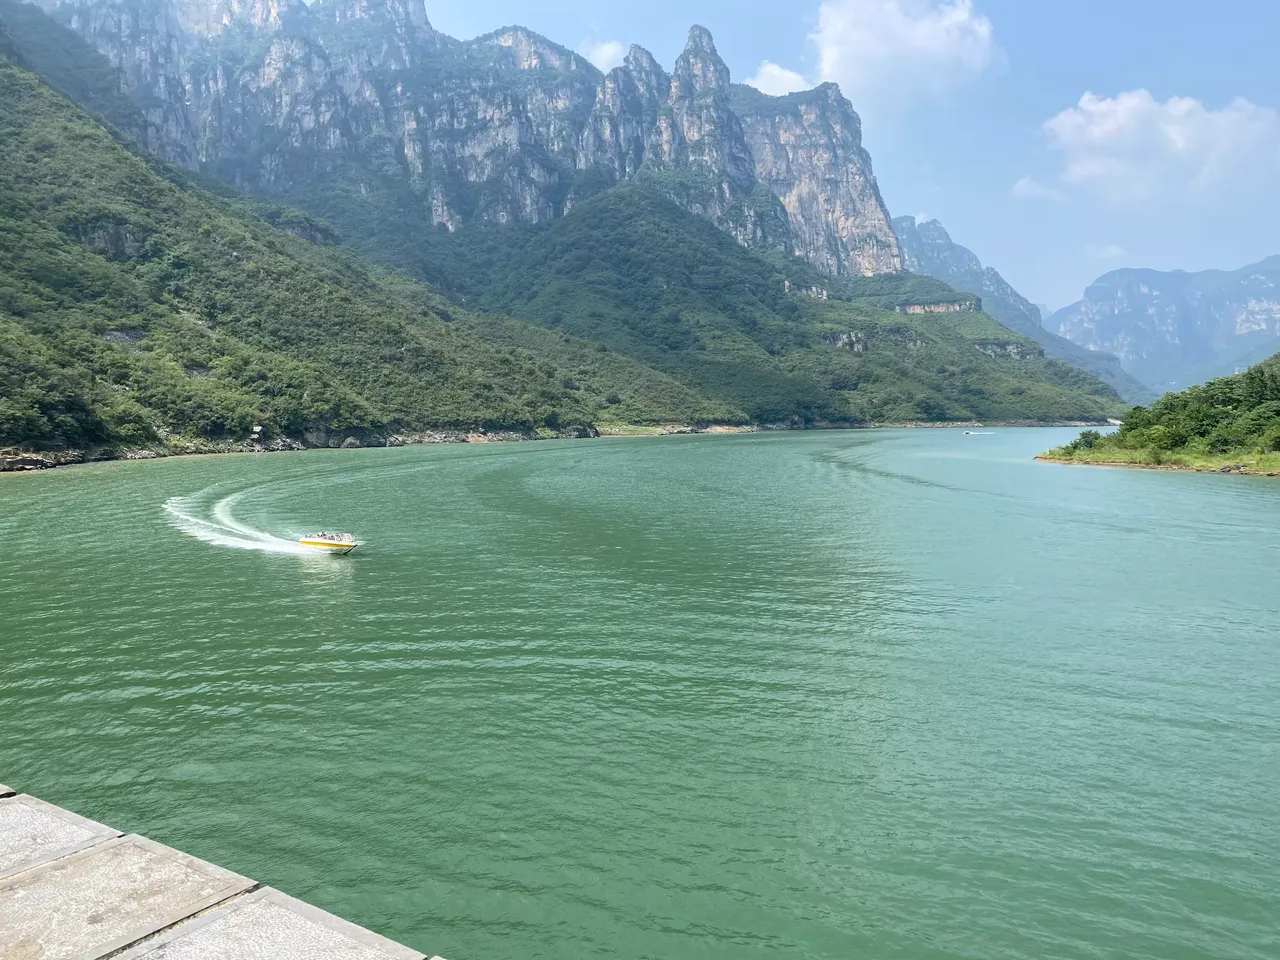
[0,833,254,960]
[116,887,430,960]
[0,794,120,880]
[0,784,15,797]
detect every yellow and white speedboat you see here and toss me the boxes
[298,532,358,555]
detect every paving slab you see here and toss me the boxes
[116,886,433,960]
[0,833,255,960]
[0,784,14,798]
[0,794,121,880]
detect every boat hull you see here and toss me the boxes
[298,540,357,555]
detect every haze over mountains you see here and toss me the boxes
[891,216,1155,405]
[1048,258,1280,393]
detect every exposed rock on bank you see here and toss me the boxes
[0,424,603,472]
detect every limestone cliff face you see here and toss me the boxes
[733,83,900,276]
[38,1,903,276]
[171,0,307,38]
[36,0,198,166]
[578,45,668,182]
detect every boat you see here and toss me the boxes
[298,532,358,555]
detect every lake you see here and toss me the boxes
[2,428,1277,959]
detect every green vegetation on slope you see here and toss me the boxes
[1046,356,1280,472]
[0,56,737,451]
[439,185,1126,424]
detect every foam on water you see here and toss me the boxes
[164,487,312,555]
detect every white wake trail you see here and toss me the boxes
[164,488,312,555]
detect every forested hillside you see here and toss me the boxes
[0,56,736,451]
[1046,356,1280,473]
[437,187,1127,424]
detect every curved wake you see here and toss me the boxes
[164,488,312,555]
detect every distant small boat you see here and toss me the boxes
[298,532,358,555]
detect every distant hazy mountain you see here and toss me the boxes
[892,217,1155,403]
[1050,257,1280,392]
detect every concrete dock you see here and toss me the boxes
[0,783,444,959]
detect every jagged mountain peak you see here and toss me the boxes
[478,25,596,74]
[33,0,904,276]
[893,216,983,277]
[624,43,665,77]
[896,215,957,247]
[673,23,729,94]
[684,24,717,54]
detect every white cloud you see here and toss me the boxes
[745,61,811,97]
[811,0,997,105]
[578,39,626,72]
[1010,176,1064,202]
[1039,89,1280,203]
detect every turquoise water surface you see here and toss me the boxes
[2,429,1277,959]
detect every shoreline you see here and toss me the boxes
[1036,456,1280,477]
[2,420,1112,474]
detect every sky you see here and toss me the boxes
[423,0,1280,311]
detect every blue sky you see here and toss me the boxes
[424,1,1280,310]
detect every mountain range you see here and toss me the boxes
[891,217,1156,404]
[0,0,1134,458]
[29,0,903,278]
[1048,258,1280,392]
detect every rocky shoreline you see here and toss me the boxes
[0,423,688,472]
[2,420,1113,474]
[1036,456,1280,477]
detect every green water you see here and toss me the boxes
[2,429,1278,959]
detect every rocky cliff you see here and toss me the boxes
[32,0,902,276]
[893,216,1155,403]
[1050,257,1280,391]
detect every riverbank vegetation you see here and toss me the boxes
[1044,357,1280,473]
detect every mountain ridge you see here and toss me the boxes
[891,215,1156,404]
[0,46,747,455]
[33,0,903,277]
[1051,256,1280,391]
[0,0,1129,463]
